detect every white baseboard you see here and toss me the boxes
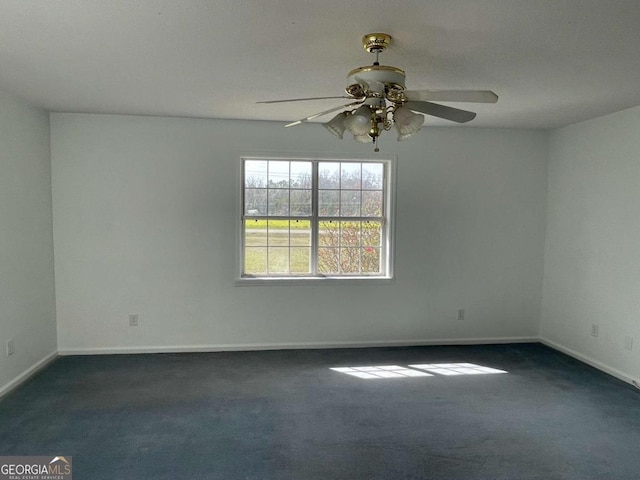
[540,337,638,387]
[5,340,637,395]
[0,351,58,398]
[57,336,539,356]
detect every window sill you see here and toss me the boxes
[235,276,394,287]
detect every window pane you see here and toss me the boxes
[268,161,290,187]
[290,220,311,247]
[319,190,340,216]
[244,188,267,216]
[245,247,267,274]
[340,190,361,216]
[340,247,360,273]
[245,160,267,188]
[319,221,339,247]
[362,163,383,190]
[362,247,380,273]
[268,247,289,273]
[290,189,311,216]
[268,189,289,216]
[268,219,289,246]
[341,163,361,189]
[291,162,312,188]
[362,190,383,217]
[340,221,361,246]
[290,247,311,273]
[245,219,267,246]
[362,221,382,246]
[318,247,339,274]
[318,162,340,189]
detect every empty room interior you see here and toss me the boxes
[1,1,640,479]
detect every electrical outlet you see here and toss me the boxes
[624,336,633,351]
[129,314,139,327]
[6,339,15,357]
[457,309,465,321]
[591,324,599,337]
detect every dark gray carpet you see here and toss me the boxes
[1,343,639,479]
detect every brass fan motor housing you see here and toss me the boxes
[345,65,406,101]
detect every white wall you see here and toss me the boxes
[541,106,640,383]
[0,91,56,394]
[51,113,548,353]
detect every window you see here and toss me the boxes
[241,156,394,280]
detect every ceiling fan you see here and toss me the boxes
[258,33,498,151]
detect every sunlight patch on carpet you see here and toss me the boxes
[410,363,507,376]
[331,363,507,379]
[330,365,433,379]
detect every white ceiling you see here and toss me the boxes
[2,0,640,129]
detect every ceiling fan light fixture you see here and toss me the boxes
[323,111,349,139]
[393,105,425,141]
[396,130,414,142]
[353,134,373,144]
[345,105,373,136]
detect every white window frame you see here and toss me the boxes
[236,153,396,285]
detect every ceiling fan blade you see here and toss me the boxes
[257,96,353,104]
[405,101,477,123]
[284,101,364,127]
[404,90,498,103]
